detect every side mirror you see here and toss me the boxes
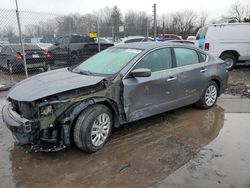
[54,42,59,46]
[130,68,151,78]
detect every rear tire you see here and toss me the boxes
[74,104,113,153]
[220,54,236,70]
[195,81,218,109]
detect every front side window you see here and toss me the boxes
[74,48,142,76]
[71,36,83,43]
[134,48,172,72]
[174,48,199,67]
[62,37,70,45]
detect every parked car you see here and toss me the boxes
[168,40,194,45]
[0,44,52,73]
[195,23,250,70]
[187,36,196,41]
[94,37,113,44]
[2,42,228,153]
[116,36,155,44]
[157,34,181,41]
[48,34,113,65]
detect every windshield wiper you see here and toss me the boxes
[79,70,93,75]
[72,68,92,75]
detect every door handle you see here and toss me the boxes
[200,68,207,73]
[167,76,177,82]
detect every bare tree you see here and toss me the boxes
[111,6,123,39]
[124,10,148,36]
[227,1,248,22]
[197,11,208,28]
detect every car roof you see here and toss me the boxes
[5,44,41,51]
[114,41,195,50]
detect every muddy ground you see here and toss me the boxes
[0,65,250,188]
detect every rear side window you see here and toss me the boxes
[196,27,208,40]
[174,48,199,67]
[134,48,172,72]
[200,52,207,62]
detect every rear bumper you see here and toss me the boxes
[2,103,32,145]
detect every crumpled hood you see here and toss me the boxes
[8,68,105,102]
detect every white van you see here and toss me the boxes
[195,23,250,70]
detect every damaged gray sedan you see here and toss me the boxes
[2,42,228,153]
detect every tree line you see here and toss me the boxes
[1,1,250,42]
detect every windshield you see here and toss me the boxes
[73,48,142,76]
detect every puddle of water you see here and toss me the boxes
[0,102,225,188]
[155,113,250,188]
[0,91,15,188]
[217,95,250,113]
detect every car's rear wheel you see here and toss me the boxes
[74,104,113,153]
[220,54,236,70]
[196,81,218,109]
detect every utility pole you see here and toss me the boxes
[96,20,100,52]
[15,0,28,78]
[152,3,157,41]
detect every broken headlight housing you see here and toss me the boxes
[40,105,53,116]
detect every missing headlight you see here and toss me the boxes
[40,105,53,116]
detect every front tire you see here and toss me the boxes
[74,104,113,153]
[196,81,218,109]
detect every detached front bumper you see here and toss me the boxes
[2,103,32,145]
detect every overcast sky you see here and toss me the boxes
[0,0,249,20]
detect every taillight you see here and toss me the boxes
[14,53,23,61]
[204,43,209,51]
[44,50,52,60]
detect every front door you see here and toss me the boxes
[122,47,179,122]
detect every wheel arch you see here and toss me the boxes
[210,76,221,95]
[219,50,240,60]
[65,97,120,130]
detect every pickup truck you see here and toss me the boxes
[48,34,113,65]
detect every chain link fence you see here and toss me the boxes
[0,9,114,89]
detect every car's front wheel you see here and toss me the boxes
[74,104,113,153]
[196,81,218,109]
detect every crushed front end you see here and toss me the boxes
[2,98,70,152]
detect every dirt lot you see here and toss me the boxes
[0,65,250,188]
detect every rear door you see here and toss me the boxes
[122,47,179,122]
[173,47,209,106]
